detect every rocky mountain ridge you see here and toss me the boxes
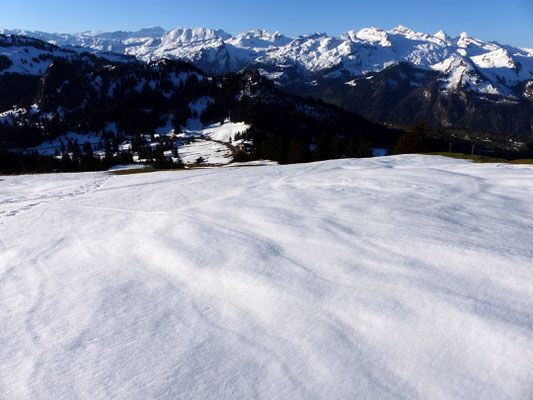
[3,25,532,99]
[1,26,532,137]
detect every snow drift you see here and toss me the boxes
[1,155,532,399]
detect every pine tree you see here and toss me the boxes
[331,135,343,159]
[392,121,430,154]
[314,132,331,161]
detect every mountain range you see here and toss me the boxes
[1,25,533,138]
[1,38,400,174]
[3,25,532,94]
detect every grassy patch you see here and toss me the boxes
[225,164,264,168]
[107,165,215,175]
[422,153,533,164]
[108,168,159,175]
[321,97,345,108]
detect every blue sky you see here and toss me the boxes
[1,0,532,47]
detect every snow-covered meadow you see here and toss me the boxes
[1,155,532,399]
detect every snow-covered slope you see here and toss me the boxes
[0,34,133,76]
[4,25,532,97]
[1,155,533,399]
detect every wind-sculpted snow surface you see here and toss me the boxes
[1,155,532,399]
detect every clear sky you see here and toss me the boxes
[1,0,532,47]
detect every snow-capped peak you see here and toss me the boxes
[389,25,422,40]
[392,25,414,35]
[434,30,447,40]
[471,48,516,69]
[519,47,533,56]
[389,25,436,43]
[457,32,474,47]
[240,29,275,41]
[355,27,392,47]
[457,32,495,50]
[163,27,231,44]
[229,29,291,48]
[341,30,358,43]
[434,29,452,45]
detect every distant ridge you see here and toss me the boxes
[2,25,532,98]
[1,26,533,137]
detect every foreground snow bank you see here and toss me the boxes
[1,155,532,399]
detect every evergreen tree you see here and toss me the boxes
[314,132,331,161]
[330,135,344,159]
[104,141,114,167]
[347,137,372,158]
[392,121,430,154]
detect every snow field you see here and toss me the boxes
[182,114,249,143]
[201,120,250,143]
[176,115,250,165]
[0,155,532,399]
[177,140,232,165]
